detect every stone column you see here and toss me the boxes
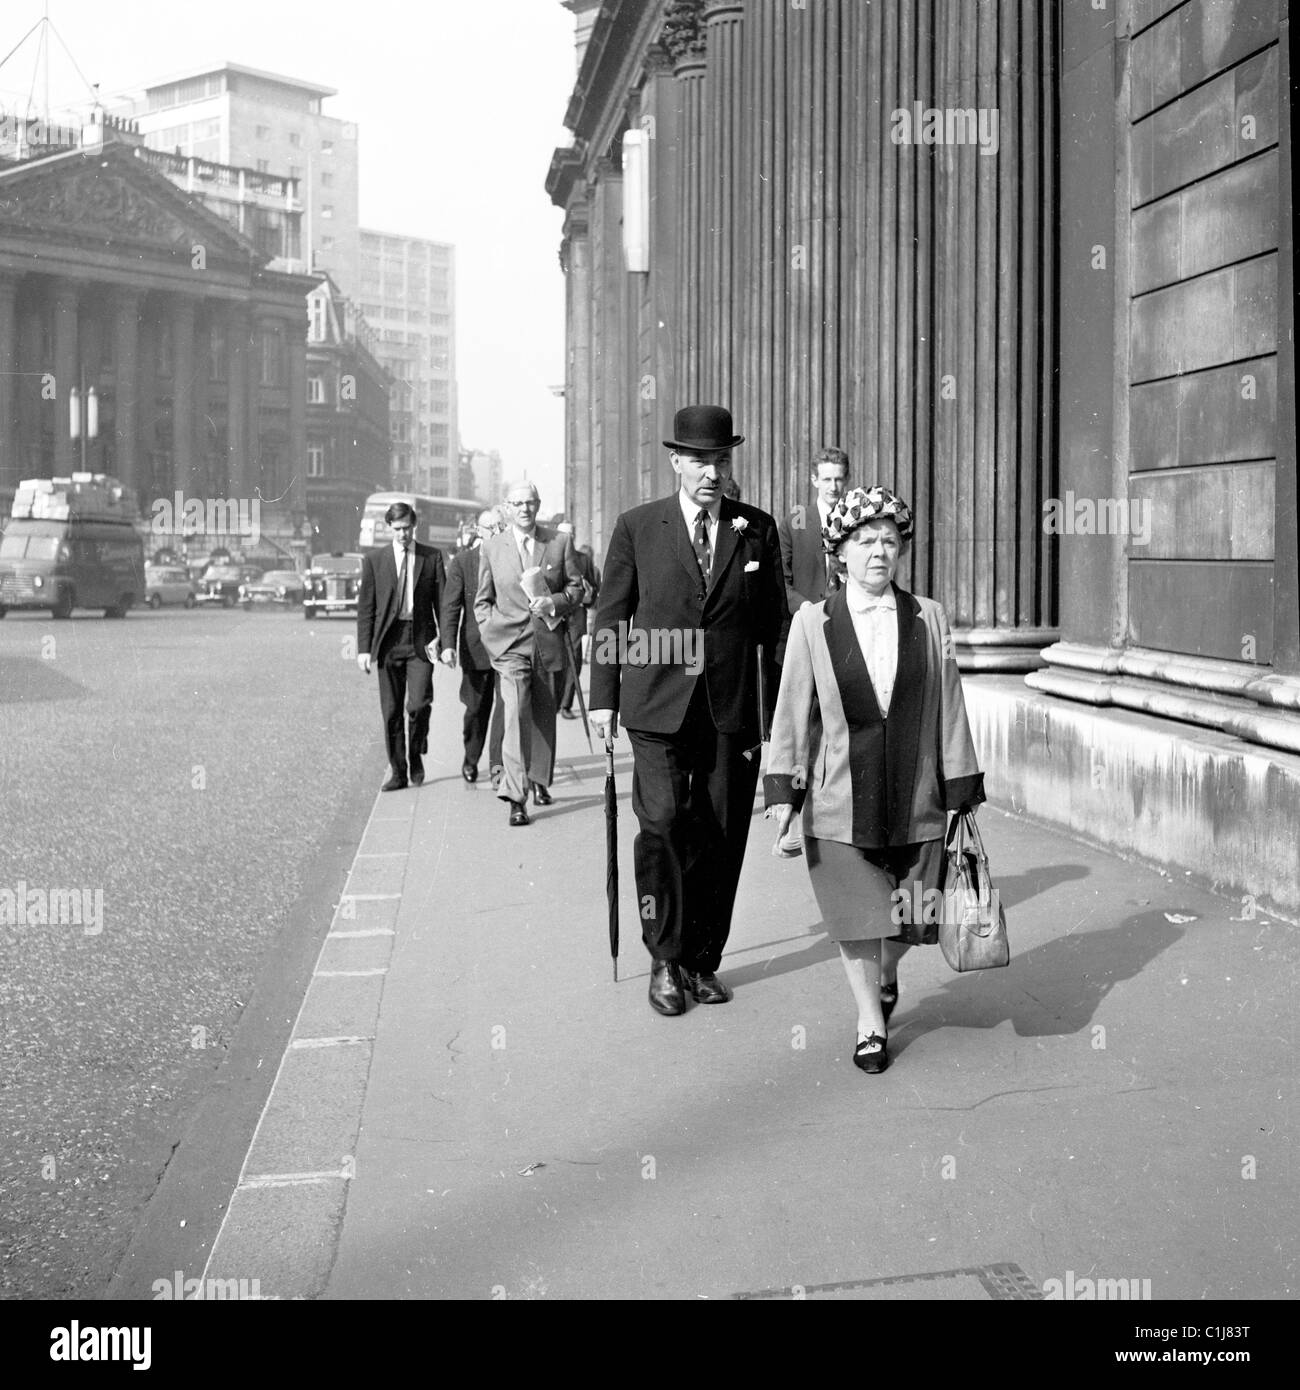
[52,279,80,476]
[111,288,142,497]
[701,4,743,405]
[226,305,251,498]
[171,295,196,500]
[0,275,18,497]
[283,307,307,516]
[663,0,708,405]
[563,205,592,546]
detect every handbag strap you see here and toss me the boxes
[945,807,974,853]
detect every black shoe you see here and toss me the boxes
[679,967,732,1004]
[881,980,898,1024]
[853,1032,889,1074]
[381,773,408,792]
[648,960,685,1016]
[530,782,553,806]
[461,763,477,784]
[409,756,425,786]
[508,800,530,827]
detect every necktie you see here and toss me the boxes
[398,545,410,618]
[825,555,842,594]
[693,509,712,580]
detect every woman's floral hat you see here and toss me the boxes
[822,484,914,553]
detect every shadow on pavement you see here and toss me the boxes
[892,907,1187,1050]
[0,657,89,704]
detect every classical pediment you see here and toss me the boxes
[0,144,263,268]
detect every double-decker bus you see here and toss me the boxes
[358,492,484,551]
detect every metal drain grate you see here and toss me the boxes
[732,1261,1044,1301]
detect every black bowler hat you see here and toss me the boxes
[662,404,745,452]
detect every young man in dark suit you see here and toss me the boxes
[588,406,786,1016]
[356,501,447,791]
[439,508,505,783]
[777,447,851,649]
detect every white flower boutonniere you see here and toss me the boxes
[730,517,749,536]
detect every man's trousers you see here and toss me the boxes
[491,644,558,804]
[378,623,433,775]
[625,680,760,973]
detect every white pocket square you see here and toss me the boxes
[744,560,760,572]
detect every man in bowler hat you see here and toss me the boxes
[589,406,786,1015]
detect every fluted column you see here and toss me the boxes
[226,305,251,498]
[52,280,80,476]
[701,3,743,406]
[664,0,707,405]
[111,289,141,497]
[171,295,196,500]
[283,308,307,516]
[562,205,592,543]
[0,275,18,497]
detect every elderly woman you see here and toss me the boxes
[764,486,985,1074]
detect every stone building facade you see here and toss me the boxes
[0,139,315,547]
[547,0,1297,914]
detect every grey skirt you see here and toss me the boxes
[804,835,945,944]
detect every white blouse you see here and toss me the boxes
[846,586,898,716]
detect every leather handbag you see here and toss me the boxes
[939,809,1010,971]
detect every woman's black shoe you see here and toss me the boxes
[853,1032,889,1074]
[881,980,899,1024]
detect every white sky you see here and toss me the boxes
[0,0,577,509]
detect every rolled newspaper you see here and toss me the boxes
[520,565,563,631]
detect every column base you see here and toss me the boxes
[952,627,1058,673]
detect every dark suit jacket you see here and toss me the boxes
[473,525,584,674]
[440,544,491,670]
[567,550,601,640]
[778,503,832,614]
[589,495,786,737]
[357,541,446,660]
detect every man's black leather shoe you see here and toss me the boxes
[461,763,477,783]
[381,773,408,792]
[409,757,425,786]
[649,960,686,1016]
[530,782,553,806]
[509,801,530,827]
[680,967,732,1004]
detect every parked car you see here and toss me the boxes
[144,564,197,608]
[195,563,247,608]
[303,552,363,620]
[240,569,306,607]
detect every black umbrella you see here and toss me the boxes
[604,730,619,981]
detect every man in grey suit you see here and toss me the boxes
[474,480,584,826]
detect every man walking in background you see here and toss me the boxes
[475,481,584,826]
[558,527,600,720]
[356,501,446,792]
[777,447,850,640]
[440,508,505,783]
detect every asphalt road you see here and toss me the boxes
[0,603,381,1297]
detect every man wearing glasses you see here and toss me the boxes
[356,501,447,791]
[474,481,584,826]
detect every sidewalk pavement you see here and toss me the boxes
[201,666,1297,1301]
